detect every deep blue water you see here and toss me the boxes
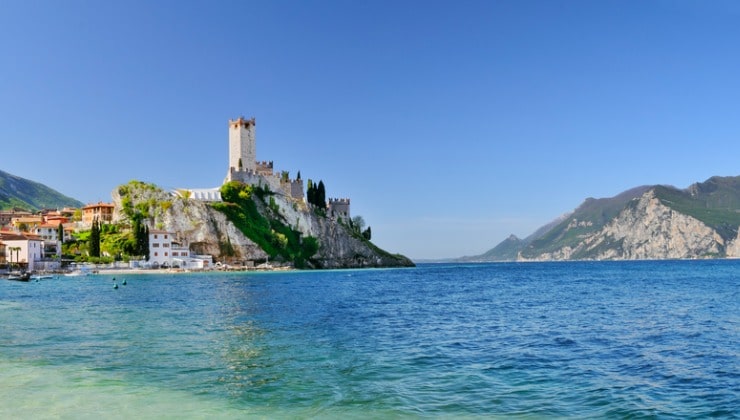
[0,260,738,418]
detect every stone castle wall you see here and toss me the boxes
[227,168,304,201]
[328,198,351,219]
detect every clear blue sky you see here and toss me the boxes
[2,1,739,260]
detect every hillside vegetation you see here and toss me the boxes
[0,169,83,210]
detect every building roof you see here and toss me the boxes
[12,217,43,223]
[0,231,44,241]
[83,202,115,210]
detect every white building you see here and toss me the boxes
[34,223,63,259]
[0,232,43,271]
[148,230,174,267]
[148,230,212,269]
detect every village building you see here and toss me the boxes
[82,202,115,225]
[0,232,43,272]
[148,230,211,270]
[34,222,64,259]
[10,216,43,232]
[0,209,34,227]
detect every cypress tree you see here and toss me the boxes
[307,179,315,206]
[90,218,101,258]
[133,217,150,259]
[317,181,326,208]
[57,223,64,244]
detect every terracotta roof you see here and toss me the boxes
[83,202,115,209]
[0,232,43,241]
[12,217,43,223]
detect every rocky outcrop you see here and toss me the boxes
[522,190,727,261]
[726,230,740,258]
[111,183,268,261]
[111,182,413,268]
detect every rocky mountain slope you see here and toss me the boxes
[0,169,83,210]
[112,180,414,269]
[468,176,740,261]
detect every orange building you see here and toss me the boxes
[82,202,115,224]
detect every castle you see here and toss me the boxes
[177,116,349,217]
[224,117,306,201]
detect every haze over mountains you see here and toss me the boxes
[461,176,740,261]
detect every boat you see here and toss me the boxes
[7,272,31,282]
[31,274,54,280]
[64,268,90,277]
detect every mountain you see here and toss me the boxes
[468,176,740,261]
[0,170,83,211]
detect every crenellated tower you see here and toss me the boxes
[228,116,256,173]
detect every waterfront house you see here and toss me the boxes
[148,230,212,269]
[149,230,173,267]
[0,232,43,272]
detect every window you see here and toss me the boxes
[154,252,158,256]
[165,252,168,257]
[154,234,158,239]
[163,243,170,248]
[153,243,160,248]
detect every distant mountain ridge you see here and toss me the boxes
[463,176,740,261]
[0,170,83,211]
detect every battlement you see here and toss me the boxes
[327,197,351,219]
[229,116,256,129]
[256,160,274,176]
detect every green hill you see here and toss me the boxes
[654,176,740,242]
[0,169,83,211]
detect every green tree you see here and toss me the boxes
[306,179,315,206]
[132,217,149,259]
[352,215,365,234]
[57,223,64,244]
[89,218,101,258]
[317,180,326,208]
[362,226,372,241]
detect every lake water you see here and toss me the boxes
[1,261,738,418]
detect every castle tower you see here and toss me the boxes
[228,117,256,173]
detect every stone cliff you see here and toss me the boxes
[469,176,740,261]
[527,190,727,260]
[111,181,413,269]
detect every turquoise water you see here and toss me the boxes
[1,261,738,418]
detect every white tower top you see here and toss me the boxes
[228,116,256,172]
